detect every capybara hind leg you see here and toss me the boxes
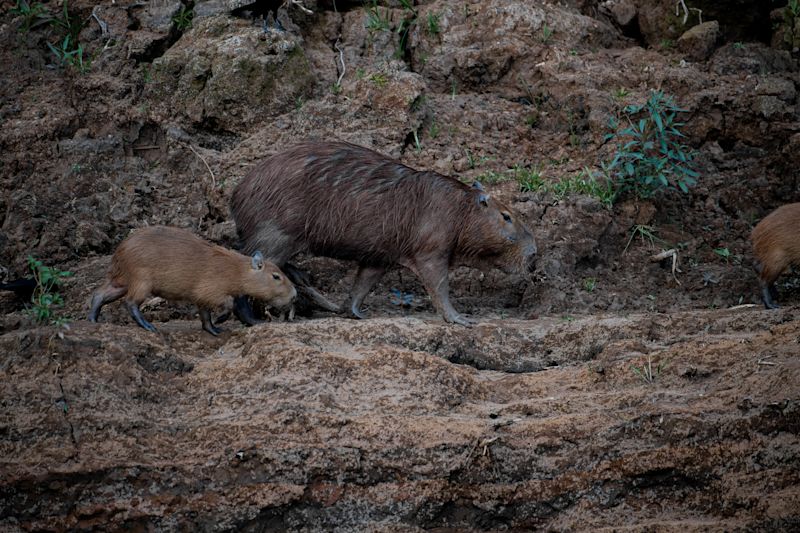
[404,255,473,327]
[125,299,157,332]
[233,296,263,326]
[283,264,341,313]
[88,283,127,322]
[200,308,222,336]
[761,280,780,309]
[758,258,784,309]
[348,265,386,319]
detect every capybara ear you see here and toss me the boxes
[251,251,265,270]
[472,181,485,192]
[478,193,490,207]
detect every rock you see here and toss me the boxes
[677,21,720,61]
[147,15,316,133]
[600,0,637,28]
[755,77,796,103]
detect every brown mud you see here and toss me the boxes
[1,0,799,530]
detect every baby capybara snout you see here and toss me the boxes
[88,226,296,336]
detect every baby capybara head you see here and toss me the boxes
[243,252,297,308]
[457,182,537,273]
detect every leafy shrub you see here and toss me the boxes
[27,256,72,326]
[603,90,697,199]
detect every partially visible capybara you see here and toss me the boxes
[230,141,537,326]
[88,226,296,335]
[751,202,800,309]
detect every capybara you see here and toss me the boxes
[230,141,537,326]
[751,202,800,309]
[88,226,296,335]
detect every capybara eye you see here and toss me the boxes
[502,212,512,222]
[272,273,281,280]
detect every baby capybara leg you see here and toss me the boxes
[199,308,222,336]
[124,299,157,332]
[233,296,263,326]
[348,265,386,319]
[88,283,127,322]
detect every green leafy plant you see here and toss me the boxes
[713,247,731,262]
[515,166,546,193]
[366,1,391,32]
[464,148,491,170]
[395,0,417,59]
[10,0,48,32]
[428,120,439,139]
[631,354,667,384]
[623,224,659,254]
[368,72,388,86]
[603,90,698,199]
[412,129,422,153]
[540,23,553,43]
[426,11,441,35]
[583,277,598,292]
[27,256,72,326]
[172,5,194,31]
[550,169,615,207]
[48,35,89,73]
[613,87,629,100]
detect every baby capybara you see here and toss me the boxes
[751,202,800,309]
[231,141,537,326]
[88,226,296,335]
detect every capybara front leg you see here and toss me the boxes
[408,256,473,327]
[200,309,222,336]
[125,300,157,332]
[233,295,263,326]
[348,265,386,319]
[88,283,127,322]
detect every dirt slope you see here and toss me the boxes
[1,0,800,530]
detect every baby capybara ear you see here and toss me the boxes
[251,251,265,271]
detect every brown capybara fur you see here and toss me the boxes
[230,141,537,326]
[88,226,296,335]
[751,202,800,309]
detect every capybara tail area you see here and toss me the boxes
[88,282,127,322]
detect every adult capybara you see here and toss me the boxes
[751,202,800,309]
[230,141,537,326]
[88,226,296,335]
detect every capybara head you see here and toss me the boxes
[243,251,297,308]
[457,182,537,273]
